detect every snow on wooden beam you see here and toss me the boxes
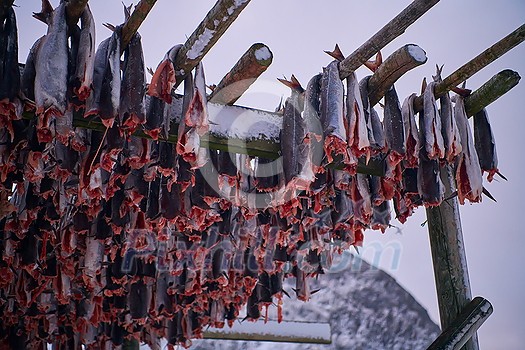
[121,0,157,51]
[64,0,89,27]
[209,43,273,105]
[368,44,428,106]
[338,0,440,79]
[426,297,493,350]
[173,0,252,86]
[465,69,521,117]
[426,165,480,350]
[413,23,525,112]
[202,320,332,344]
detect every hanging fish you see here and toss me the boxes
[0,6,21,124]
[473,108,500,182]
[454,95,483,204]
[84,27,121,128]
[360,76,386,153]
[71,5,96,103]
[346,72,370,163]
[279,75,315,192]
[401,93,420,168]
[383,85,406,168]
[176,62,209,168]
[351,174,372,225]
[303,73,324,170]
[34,1,69,142]
[120,21,146,132]
[421,81,445,160]
[148,45,181,104]
[21,36,44,102]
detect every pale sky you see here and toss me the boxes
[15,1,525,349]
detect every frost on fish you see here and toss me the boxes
[320,61,348,166]
[383,85,406,167]
[177,62,209,168]
[401,93,420,168]
[34,2,69,142]
[473,108,499,182]
[346,72,370,163]
[71,5,96,103]
[454,95,483,204]
[421,81,445,160]
[148,45,182,104]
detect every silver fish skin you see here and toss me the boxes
[0,7,20,101]
[72,5,96,102]
[21,37,45,101]
[401,93,420,168]
[319,61,347,164]
[34,3,69,116]
[303,74,324,169]
[421,81,445,159]
[383,85,406,164]
[439,91,462,163]
[346,72,370,158]
[120,30,146,131]
[473,108,498,181]
[453,95,482,204]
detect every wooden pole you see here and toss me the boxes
[368,44,427,106]
[338,0,440,79]
[426,297,493,350]
[173,0,252,86]
[426,165,479,350]
[413,23,525,112]
[209,43,273,105]
[464,69,521,117]
[120,0,157,51]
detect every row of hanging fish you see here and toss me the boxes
[0,2,503,350]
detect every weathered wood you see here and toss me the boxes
[426,165,479,350]
[209,43,273,105]
[338,0,440,79]
[464,69,521,117]
[426,297,493,350]
[0,0,14,23]
[65,0,89,28]
[368,44,427,106]
[203,320,332,344]
[121,0,157,51]
[414,23,525,112]
[173,0,252,86]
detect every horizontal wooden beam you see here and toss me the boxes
[368,44,427,106]
[203,320,331,344]
[413,23,525,112]
[209,43,273,105]
[426,297,493,350]
[121,0,157,51]
[338,0,440,79]
[464,69,521,117]
[173,0,252,86]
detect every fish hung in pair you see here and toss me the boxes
[279,75,315,192]
[421,81,445,160]
[70,5,96,103]
[148,45,181,104]
[473,108,499,182]
[454,95,483,204]
[401,93,420,168]
[177,62,209,168]
[346,72,370,164]
[85,27,121,128]
[383,85,406,166]
[359,76,386,154]
[303,73,325,171]
[21,36,44,103]
[34,2,69,142]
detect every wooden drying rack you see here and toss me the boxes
[4,0,525,348]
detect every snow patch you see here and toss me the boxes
[187,28,215,60]
[255,46,272,61]
[407,44,427,63]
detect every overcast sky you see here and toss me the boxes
[15,1,525,349]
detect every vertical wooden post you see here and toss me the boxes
[426,165,479,350]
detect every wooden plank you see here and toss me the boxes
[464,69,521,117]
[203,320,332,344]
[413,23,525,112]
[173,0,252,86]
[425,165,479,350]
[338,0,440,79]
[368,44,428,106]
[209,43,273,105]
[426,297,493,350]
[121,0,157,51]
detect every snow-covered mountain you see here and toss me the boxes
[190,252,440,350]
